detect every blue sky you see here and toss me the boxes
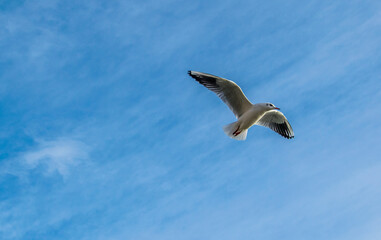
[1,0,381,239]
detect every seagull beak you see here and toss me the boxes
[274,107,280,110]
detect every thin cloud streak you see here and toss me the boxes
[23,139,89,177]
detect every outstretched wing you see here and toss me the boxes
[256,110,294,139]
[188,71,253,118]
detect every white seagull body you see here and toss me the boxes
[188,71,294,141]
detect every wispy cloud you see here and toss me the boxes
[22,139,89,177]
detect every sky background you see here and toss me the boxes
[1,0,381,239]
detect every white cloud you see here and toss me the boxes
[23,139,89,177]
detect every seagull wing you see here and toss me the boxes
[188,71,253,118]
[256,110,294,139]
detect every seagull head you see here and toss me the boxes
[263,102,280,110]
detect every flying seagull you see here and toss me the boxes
[188,71,294,141]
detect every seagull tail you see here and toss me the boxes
[223,122,248,141]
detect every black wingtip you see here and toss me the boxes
[188,70,192,76]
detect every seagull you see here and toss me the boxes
[188,71,294,141]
